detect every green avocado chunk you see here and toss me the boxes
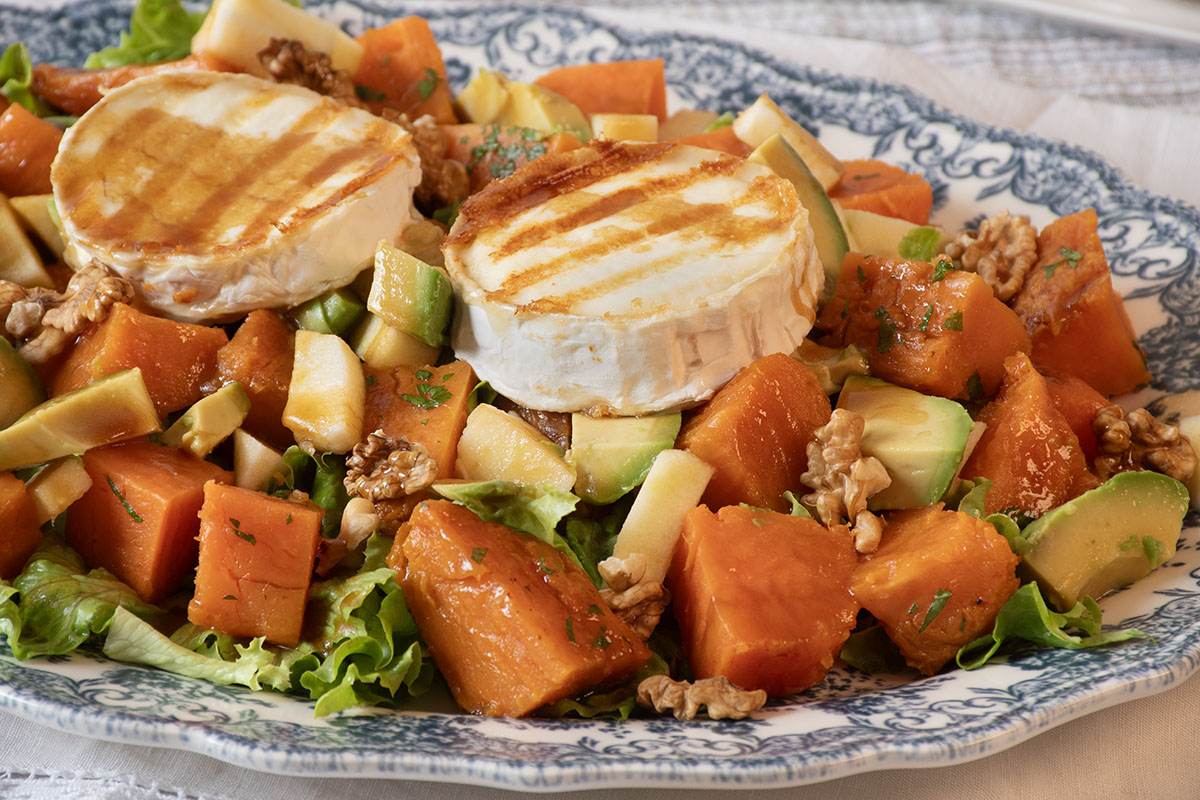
[836,375,974,510]
[1018,471,1190,612]
[568,412,682,504]
[160,382,250,459]
[0,337,45,429]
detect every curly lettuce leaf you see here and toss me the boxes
[4,541,160,659]
[840,624,910,674]
[957,582,1149,670]
[950,477,1026,553]
[268,446,348,538]
[0,43,53,116]
[85,0,206,69]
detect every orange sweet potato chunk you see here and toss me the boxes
[670,126,750,157]
[208,310,295,449]
[1010,209,1150,396]
[816,253,1031,400]
[401,500,649,717]
[828,159,933,225]
[1044,369,1110,462]
[960,353,1097,517]
[66,438,232,603]
[534,59,668,121]
[354,17,457,124]
[852,505,1020,675]
[0,472,42,579]
[51,303,227,416]
[0,103,62,196]
[188,482,321,647]
[678,352,830,512]
[669,505,859,696]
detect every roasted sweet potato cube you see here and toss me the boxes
[51,303,227,416]
[67,438,232,603]
[852,505,1020,675]
[668,505,859,696]
[0,471,42,579]
[400,500,649,717]
[961,353,1097,516]
[678,352,830,512]
[188,482,321,647]
[208,309,295,449]
[816,254,1030,400]
[1011,209,1150,396]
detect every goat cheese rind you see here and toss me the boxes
[444,141,824,415]
[52,71,421,322]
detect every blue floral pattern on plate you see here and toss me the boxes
[0,0,1198,790]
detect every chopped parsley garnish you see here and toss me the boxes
[966,371,985,402]
[907,602,920,615]
[875,306,897,353]
[230,518,256,545]
[918,304,934,331]
[442,373,454,383]
[1042,247,1083,278]
[354,84,386,103]
[416,67,440,100]
[587,604,602,615]
[285,513,292,525]
[943,310,964,331]
[401,381,452,410]
[468,123,549,180]
[841,299,850,318]
[364,374,377,388]
[471,547,488,564]
[415,369,432,381]
[857,265,867,282]
[918,589,953,632]
[852,172,881,181]
[930,255,958,281]
[223,595,236,600]
[960,614,967,632]
[105,475,142,522]
[566,616,577,644]
[897,226,942,262]
[593,626,613,650]
[539,556,555,575]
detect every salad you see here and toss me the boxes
[0,0,1195,726]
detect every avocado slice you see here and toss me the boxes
[836,375,974,510]
[292,287,365,336]
[161,382,250,459]
[0,337,45,429]
[0,368,160,471]
[748,133,850,296]
[367,241,454,348]
[1018,471,1190,611]
[497,82,592,142]
[568,412,682,504]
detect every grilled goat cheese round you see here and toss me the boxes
[52,71,421,322]
[443,140,824,415]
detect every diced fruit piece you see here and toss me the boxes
[350,312,441,369]
[0,337,45,429]
[353,16,456,124]
[0,368,159,472]
[841,207,947,259]
[233,429,285,492]
[828,159,934,225]
[733,93,844,190]
[30,54,231,117]
[67,439,232,603]
[793,339,869,395]
[188,481,321,646]
[568,412,681,504]
[0,103,62,197]
[454,68,511,125]
[25,455,91,524]
[208,309,294,450]
[670,125,750,157]
[160,382,250,459]
[590,113,658,142]
[8,194,65,258]
[961,352,1096,516]
[748,134,849,292]
[283,330,364,454]
[816,253,1031,401]
[368,241,453,348]
[679,352,831,512]
[0,471,42,579]
[291,287,365,336]
[400,499,650,716]
[1010,209,1151,396]
[534,59,667,122]
[0,194,53,288]
[1044,370,1111,461]
[612,449,714,585]
[455,403,576,492]
[1016,471,1190,612]
[851,505,1020,675]
[670,505,859,695]
[658,108,719,140]
[192,0,364,77]
[837,375,974,510]
[52,303,227,416]
[496,83,591,142]
[442,122,583,193]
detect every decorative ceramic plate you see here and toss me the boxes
[1,0,1198,791]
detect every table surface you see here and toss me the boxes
[2,1,1199,798]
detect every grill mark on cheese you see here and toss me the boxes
[487,156,746,261]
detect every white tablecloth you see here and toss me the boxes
[3,1,1199,797]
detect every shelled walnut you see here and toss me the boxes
[636,675,766,721]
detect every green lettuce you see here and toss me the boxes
[956,582,1149,670]
[951,477,1026,553]
[559,496,633,587]
[840,624,909,674]
[85,0,206,69]
[1,541,160,659]
[897,226,942,262]
[0,43,53,116]
[268,446,349,539]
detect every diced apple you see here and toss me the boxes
[658,109,720,140]
[350,312,441,369]
[9,194,64,258]
[0,194,52,289]
[233,428,286,491]
[192,0,364,77]
[733,93,844,191]
[455,403,576,492]
[282,330,364,454]
[25,455,92,524]
[590,113,658,142]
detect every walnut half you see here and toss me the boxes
[944,211,1037,301]
[1092,405,1196,483]
[597,553,670,640]
[800,409,891,553]
[343,430,438,502]
[637,675,766,721]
